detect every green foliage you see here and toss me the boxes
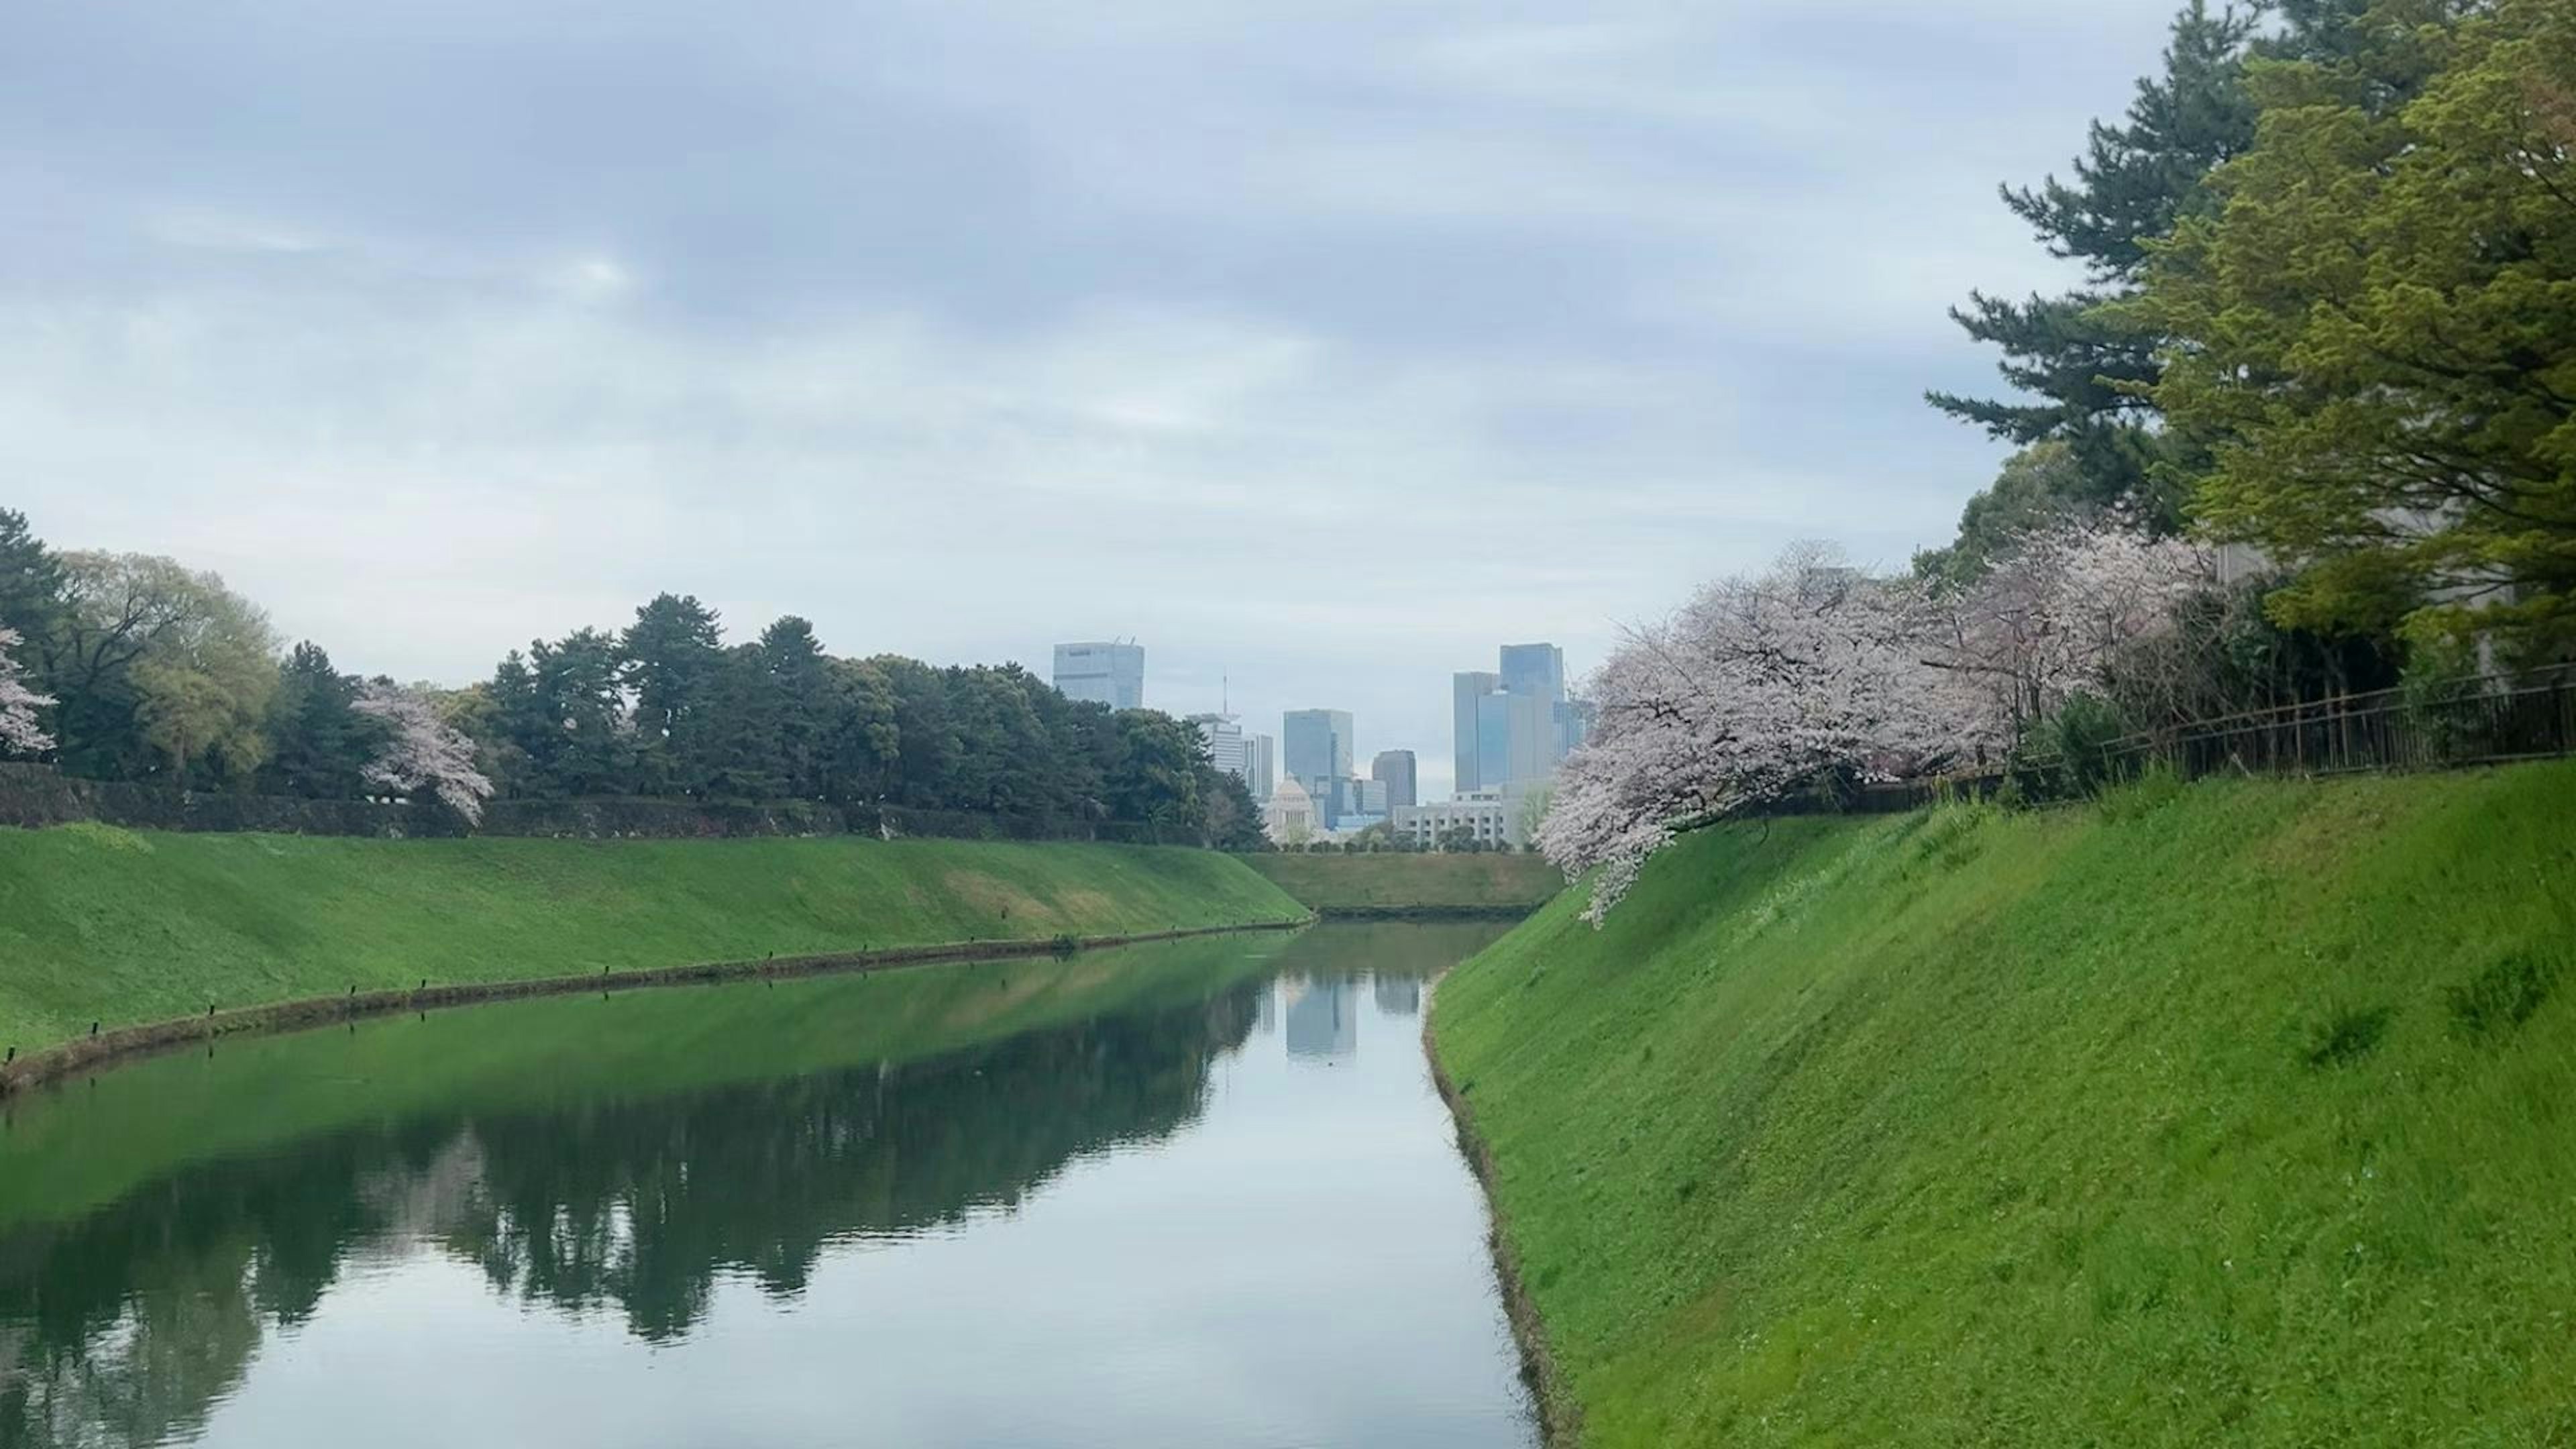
[258,643,376,798]
[2138,0,2576,649]
[2048,690,2134,795]
[0,828,1306,1053]
[1432,763,2576,1444]
[1927,3,2265,527]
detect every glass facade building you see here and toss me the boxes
[1051,642,1144,711]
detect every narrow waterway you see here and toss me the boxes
[0,922,1533,1448]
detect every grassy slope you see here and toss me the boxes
[1432,763,2576,1446]
[0,930,1295,1234]
[1245,852,1564,910]
[0,825,1305,1053]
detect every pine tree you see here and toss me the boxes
[1927,2,2263,530]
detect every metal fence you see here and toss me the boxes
[2098,663,2576,783]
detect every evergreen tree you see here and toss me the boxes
[619,594,724,795]
[0,508,65,665]
[758,616,832,798]
[1927,3,2264,531]
[260,643,376,798]
[697,643,786,799]
[2135,0,2576,650]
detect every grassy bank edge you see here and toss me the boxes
[1424,963,1585,1448]
[0,916,1309,1098]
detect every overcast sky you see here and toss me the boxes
[3,1,2178,798]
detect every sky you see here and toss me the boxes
[1,1,2180,800]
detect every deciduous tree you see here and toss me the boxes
[355,680,495,823]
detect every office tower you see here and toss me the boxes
[1499,643,1565,704]
[1371,749,1417,812]
[1283,708,1354,828]
[1282,708,1352,786]
[1454,645,1576,798]
[1189,714,1248,787]
[1246,733,1276,802]
[1476,689,1553,790]
[1452,671,1499,794]
[1052,642,1144,710]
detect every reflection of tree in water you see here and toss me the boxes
[451,985,1262,1338]
[0,981,1260,1446]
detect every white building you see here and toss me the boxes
[1391,789,1517,851]
[1189,713,1248,785]
[1263,775,1321,846]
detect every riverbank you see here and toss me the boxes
[0,825,1307,1065]
[0,929,1301,1234]
[1430,762,2576,1445]
[1246,853,1562,918]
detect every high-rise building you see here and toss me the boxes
[1282,708,1352,783]
[1189,714,1249,789]
[1371,749,1418,812]
[1245,733,1277,802]
[1453,645,1576,797]
[1477,689,1553,788]
[1452,671,1499,794]
[1052,642,1144,710]
[1499,643,1564,704]
[1283,708,1355,828]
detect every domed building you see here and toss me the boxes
[1262,774,1319,847]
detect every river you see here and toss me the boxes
[0,921,1534,1448]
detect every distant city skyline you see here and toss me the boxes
[1053,637,1582,804]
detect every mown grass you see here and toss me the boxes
[0,928,1296,1234]
[0,826,1305,1055]
[1245,851,1564,910]
[1430,763,2576,1446]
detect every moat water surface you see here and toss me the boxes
[0,922,1533,1448]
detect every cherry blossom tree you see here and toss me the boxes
[0,627,53,757]
[1542,525,2206,923]
[1925,519,2214,743]
[355,681,494,824]
[1538,545,1981,922]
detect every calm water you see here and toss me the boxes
[0,922,1532,1448]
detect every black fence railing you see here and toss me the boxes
[2098,664,2576,780]
[0,763,1190,846]
[1753,665,2576,818]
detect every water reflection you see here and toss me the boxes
[0,922,1524,1449]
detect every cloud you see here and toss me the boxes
[0,0,2182,790]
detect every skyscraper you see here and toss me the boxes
[1282,708,1354,826]
[1189,714,1248,788]
[1282,709,1352,783]
[1245,733,1277,802]
[1371,749,1417,812]
[1454,645,1574,797]
[1452,671,1499,794]
[1499,643,1564,703]
[1051,642,1144,710]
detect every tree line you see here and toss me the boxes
[0,508,1262,847]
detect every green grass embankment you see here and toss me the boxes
[0,929,1294,1234]
[0,825,1305,1057]
[1244,852,1563,915]
[1430,763,2576,1446]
